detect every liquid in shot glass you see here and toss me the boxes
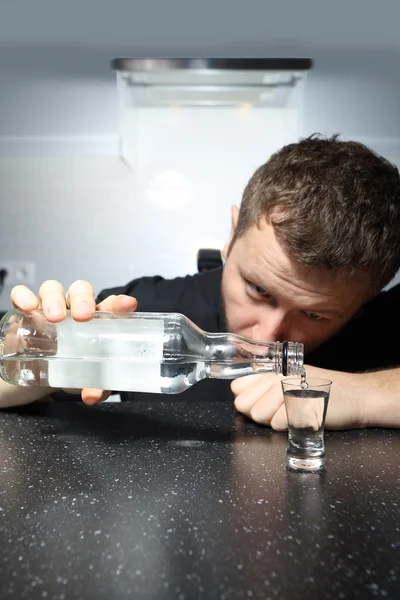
[281,377,332,472]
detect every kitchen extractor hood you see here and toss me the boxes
[111,58,312,108]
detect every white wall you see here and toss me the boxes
[1,48,400,158]
[1,63,400,310]
[0,108,299,310]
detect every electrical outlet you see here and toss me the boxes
[0,261,36,287]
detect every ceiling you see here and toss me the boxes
[0,0,399,56]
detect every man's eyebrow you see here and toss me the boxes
[243,275,273,293]
[242,269,268,285]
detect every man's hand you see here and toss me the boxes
[8,280,138,406]
[231,365,366,431]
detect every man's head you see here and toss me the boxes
[221,134,400,353]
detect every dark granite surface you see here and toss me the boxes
[0,384,399,599]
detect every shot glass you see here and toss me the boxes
[281,377,332,472]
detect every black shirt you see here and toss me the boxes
[97,266,400,374]
[96,268,225,334]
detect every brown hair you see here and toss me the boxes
[233,134,400,292]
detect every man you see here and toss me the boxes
[2,135,400,429]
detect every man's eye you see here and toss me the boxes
[303,311,324,321]
[251,283,270,297]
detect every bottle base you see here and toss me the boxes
[286,455,325,472]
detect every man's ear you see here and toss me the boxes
[222,205,240,261]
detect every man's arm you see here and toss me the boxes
[231,365,400,430]
[305,366,400,430]
[358,368,400,428]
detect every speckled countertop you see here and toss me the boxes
[0,383,399,600]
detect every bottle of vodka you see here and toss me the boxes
[0,310,304,393]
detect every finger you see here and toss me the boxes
[231,374,265,396]
[81,389,111,405]
[38,280,67,322]
[234,376,276,417]
[250,391,285,424]
[96,294,138,314]
[270,404,288,431]
[111,295,138,313]
[67,280,96,322]
[11,285,39,311]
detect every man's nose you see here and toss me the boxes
[252,310,289,341]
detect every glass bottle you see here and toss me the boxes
[0,310,304,394]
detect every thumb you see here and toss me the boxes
[81,389,111,405]
[270,404,288,431]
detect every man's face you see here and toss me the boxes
[221,212,371,355]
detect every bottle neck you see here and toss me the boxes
[279,340,304,376]
[201,333,304,378]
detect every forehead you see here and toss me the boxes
[232,220,371,312]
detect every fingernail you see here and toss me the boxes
[18,295,34,310]
[48,302,63,316]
